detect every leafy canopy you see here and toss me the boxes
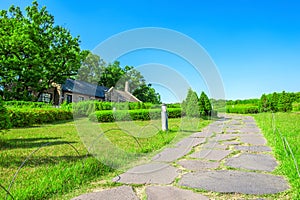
[0,1,87,100]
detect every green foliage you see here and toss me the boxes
[226,104,259,114]
[292,102,300,112]
[186,89,199,117]
[226,98,260,105]
[259,94,270,112]
[89,108,182,122]
[0,97,11,131]
[277,91,293,112]
[269,92,279,112]
[0,1,86,101]
[76,52,105,84]
[259,91,293,113]
[72,101,157,117]
[4,100,52,108]
[199,91,212,116]
[8,108,73,127]
[133,84,161,104]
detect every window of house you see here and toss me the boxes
[38,93,52,103]
[66,94,72,103]
[78,96,84,101]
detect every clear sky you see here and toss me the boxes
[1,0,300,102]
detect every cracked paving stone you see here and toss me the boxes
[202,141,228,150]
[72,186,139,200]
[234,145,272,152]
[175,137,206,148]
[190,149,232,161]
[146,186,209,200]
[179,170,289,195]
[152,147,191,162]
[225,153,278,172]
[240,134,266,145]
[190,131,213,138]
[177,160,220,171]
[112,162,179,184]
[214,134,238,141]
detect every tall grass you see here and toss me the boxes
[253,112,300,199]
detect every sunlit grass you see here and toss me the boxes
[253,112,300,199]
[0,117,211,199]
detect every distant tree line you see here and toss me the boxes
[182,89,215,118]
[258,91,298,113]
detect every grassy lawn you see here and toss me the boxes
[0,117,211,200]
[253,112,300,199]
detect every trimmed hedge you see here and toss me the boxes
[89,108,182,122]
[4,101,52,108]
[72,101,158,117]
[8,108,73,127]
[226,104,259,114]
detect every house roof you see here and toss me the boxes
[107,87,141,102]
[62,79,108,98]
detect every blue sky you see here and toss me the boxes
[1,0,300,102]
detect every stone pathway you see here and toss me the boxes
[72,114,290,199]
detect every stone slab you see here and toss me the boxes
[72,186,139,200]
[240,134,266,145]
[146,186,209,200]
[113,163,179,184]
[214,134,238,141]
[190,131,213,138]
[225,153,278,172]
[175,137,206,148]
[202,142,228,150]
[224,129,240,134]
[179,170,289,195]
[190,149,232,161]
[234,145,272,152]
[222,141,241,145]
[152,147,190,162]
[239,127,261,133]
[177,160,220,171]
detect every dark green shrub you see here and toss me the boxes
[89,108,182,123]
[4,100,51,108]
[0,98,11,131]
[8,108,73,127]
[167,108,182,118]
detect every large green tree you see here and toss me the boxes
[259,94,270,112]
[97,60,160,103]
[133,84,161,104]
[0,1,86,100]
[98,61,145,92]
[76,51,105,84]
[277,91,293,112]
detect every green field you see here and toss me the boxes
[0,117,210,200]
[253,112,300,199]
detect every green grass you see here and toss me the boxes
[253,112,300,199]
[0,117,211,200]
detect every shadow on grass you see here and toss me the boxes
[0,139,77,150]
[10,119,75,129]
[0,154,90,168]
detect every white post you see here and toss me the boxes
[161,103,168,131]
